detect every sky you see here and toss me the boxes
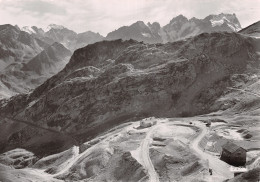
[0,0,259,36]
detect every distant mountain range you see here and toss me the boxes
[106,13,242,43]
[20,24,104,51]
[19,13,242,47]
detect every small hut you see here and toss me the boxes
[220,142,247,167]
[140,120,152,128]
[139,117,156,128]
[206,120,211,127]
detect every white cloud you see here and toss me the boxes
[0,0,259,36]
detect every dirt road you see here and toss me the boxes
[53,146,80,177]
[191,122,233,181]
[140,125,160,182]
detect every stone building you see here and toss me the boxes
[220,142,247,167]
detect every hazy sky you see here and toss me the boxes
[0,0,259,36]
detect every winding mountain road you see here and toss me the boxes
[53,146,80,177]
[140,125,160,182]
[190,122,233,181]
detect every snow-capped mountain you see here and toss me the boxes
[209,13,241,31]
[20,26,36,34]
[161,13,242,42]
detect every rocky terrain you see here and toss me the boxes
[239,21,260,38]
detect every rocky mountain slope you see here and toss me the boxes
[239,21,260,38]
[106,13,241,43]
[0,42,72,99]
[0,31,259,156]
[23,42,72,75]
[75,31,104,50]
[0,24,48,71]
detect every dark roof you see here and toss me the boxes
[222,142,246,153]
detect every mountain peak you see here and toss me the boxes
[0,24,18,31]
[206,13,241,31]
[169,14,188,25]
[148,22,160,27]
[176,14,187,18]
[21,26,36,34]
[132,21,147,29]
[45,24,65,32]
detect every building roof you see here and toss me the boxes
[222,142,246,153]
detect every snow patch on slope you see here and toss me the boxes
[21,26,36,34]
[228,24,236,31]
[210,19,225,27]
[210,16,241,31]
[45,24,65,32]
[142,33,151,38]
